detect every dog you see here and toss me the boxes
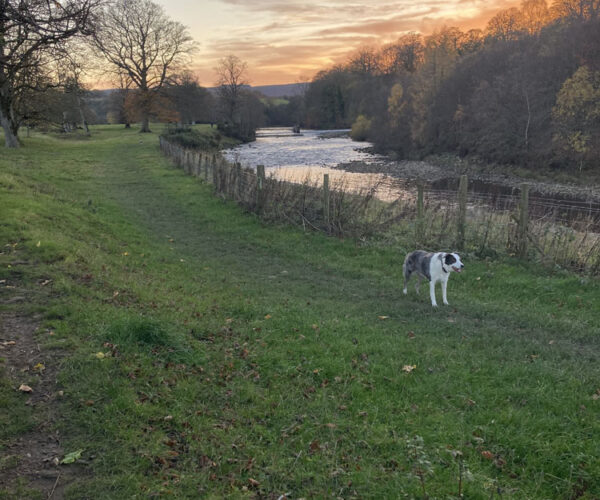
[403,251,464,307]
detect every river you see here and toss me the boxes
[222,127,600,227]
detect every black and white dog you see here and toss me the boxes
[403,251,464,307]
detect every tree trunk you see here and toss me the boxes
[76,95,90,136]
[139,88,152,133]
[140,114,151,133]
[0,106,19,148]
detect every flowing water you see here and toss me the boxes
[222,127,408,200]
[222,127,600,227]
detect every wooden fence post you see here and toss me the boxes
[256,164,265,212]
[194,152,201,176]
[416,183,424,244]
[204,153,209,182]
[212,154,218,188]
[457,175,468,250]
[236,162,242,201]
[323,174,330,230]
[518,183,529,257]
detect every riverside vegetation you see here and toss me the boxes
[1,125,599,498]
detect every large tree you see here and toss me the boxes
[215,55,248,128]
[93,0,195,132]
[0,0,99,147]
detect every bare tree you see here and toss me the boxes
[215,55,248,127]
[92,0,196,133]
[57,44,95,135]
[0,0,99,147]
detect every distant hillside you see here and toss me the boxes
[96,83,306,99]
[250,83,306,97]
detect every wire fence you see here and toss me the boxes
[159,137,600,275]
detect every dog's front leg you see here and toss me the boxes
[441,278,449,306]
[429,280,438,307]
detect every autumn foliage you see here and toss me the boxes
[304,0,600,171]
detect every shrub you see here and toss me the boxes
[350,114,372,142]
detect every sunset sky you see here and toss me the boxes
[154,0,519,87]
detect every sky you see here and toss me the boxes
[154,0,519,87]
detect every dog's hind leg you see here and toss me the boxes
[402,264,410,295]
[414,275,422,294]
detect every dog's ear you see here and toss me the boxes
[444,253,457,266]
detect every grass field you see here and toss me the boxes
[1,125,599,499]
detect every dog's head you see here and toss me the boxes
[444,252,464,273]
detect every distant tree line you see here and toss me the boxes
[302,0,600,171]
[0,0,280,147]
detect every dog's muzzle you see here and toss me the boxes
[452,266,463,273]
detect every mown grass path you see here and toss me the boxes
[1,126,599,499]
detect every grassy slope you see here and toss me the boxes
[1,125,599,499]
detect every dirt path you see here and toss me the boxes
[0,306,75,498]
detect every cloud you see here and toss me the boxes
[159,0,524,85]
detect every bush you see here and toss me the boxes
[350,114,372,142]
[160,126,221,150]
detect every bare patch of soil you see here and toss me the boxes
[0,310,78,499]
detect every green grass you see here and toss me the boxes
[1,124,599,498]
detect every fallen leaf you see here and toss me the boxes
[36,241,41,247]
[309,440,321,452]
[18,384,33,393]
[481,450,494,460]
[407,331,416,339]
[1,341,16,346]
[95,352,105,359]
[60,450,83,464]
[248,478,260,487]
[33,363,45,373]
[402,364,417,373]
[264,314,272,320]
[378,316,390,320]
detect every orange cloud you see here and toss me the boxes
[158,0,523,86]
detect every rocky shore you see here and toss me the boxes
[335,156,600,203]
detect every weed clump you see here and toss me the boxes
[104,316,172,347]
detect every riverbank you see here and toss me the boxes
[336,153,600,203]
